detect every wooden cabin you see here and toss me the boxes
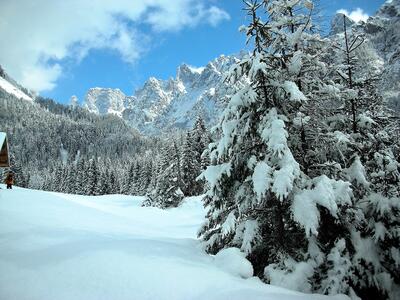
[0,132,10,167]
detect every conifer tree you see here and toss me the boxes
[75,158,86,195]
[198,0,356,293]
[130,162,141,195]
[64,164,76,194]
[109,171,120,194]
[147,143,184,208]
[9,153,29,188]
[122,163,135,195]
[180,117,210,196]
[98,169,111,195]
[86,159,99,196]
[325,16,400,299]
[147,158,160,196]
[137,160,152,195]
[181,131,199,196]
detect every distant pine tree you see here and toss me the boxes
[9,153,28,188]
[181,117,210,196]
[122,163,135,195]
[109,172,119,194]
[146,143,184,208]
[76,158,87,195]
[181,131,199,196]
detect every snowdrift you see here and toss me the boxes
[0,186,347,300]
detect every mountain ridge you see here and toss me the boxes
[83,54,242,134]
[82,0,400,134]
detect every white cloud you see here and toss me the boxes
[337,8,369,23]
[21,64,62,92]
[0,0,230,92]
[146,2,230,32]
[206,6,231,27]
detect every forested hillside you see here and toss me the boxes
[1,89,146,189]
[1,86,210,199]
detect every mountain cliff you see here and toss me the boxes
[83,55,241,134]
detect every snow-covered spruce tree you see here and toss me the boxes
[75,158,87,195]
[64,164,76,194]
[147,157,160,194]
[146,142,184,208]
[198,0,357,294]
[85,158,99,196]
[121,163,135,195]
[181,118,210,197]
[193,117,211,192]
[98,169,111,195]
[326,16,400,299]
[59,165,69,193]
[136,159,153,195]
[109,172,120,194]
[192,117,211,167]
[9,153,29,188]
[181,131,200,196]
[50,164,63,192]
[130,162,141,195]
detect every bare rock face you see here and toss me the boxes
[83,54,241,135]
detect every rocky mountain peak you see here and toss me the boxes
[84,87,126,116]
[177,63,203,84]
[330,13,355,35]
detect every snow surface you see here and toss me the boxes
[0,76,32,101]
[0,186,348,300]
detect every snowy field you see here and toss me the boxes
[0,185,348,300]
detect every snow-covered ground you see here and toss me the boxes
[0,186,347,300]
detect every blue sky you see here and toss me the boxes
[0,0,386,104]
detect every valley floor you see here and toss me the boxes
[0,185,347,300]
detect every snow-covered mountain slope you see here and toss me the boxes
[330,0,400,111]
[0,74,33,101]
[84,55,241,134]
[0,186,348,300]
